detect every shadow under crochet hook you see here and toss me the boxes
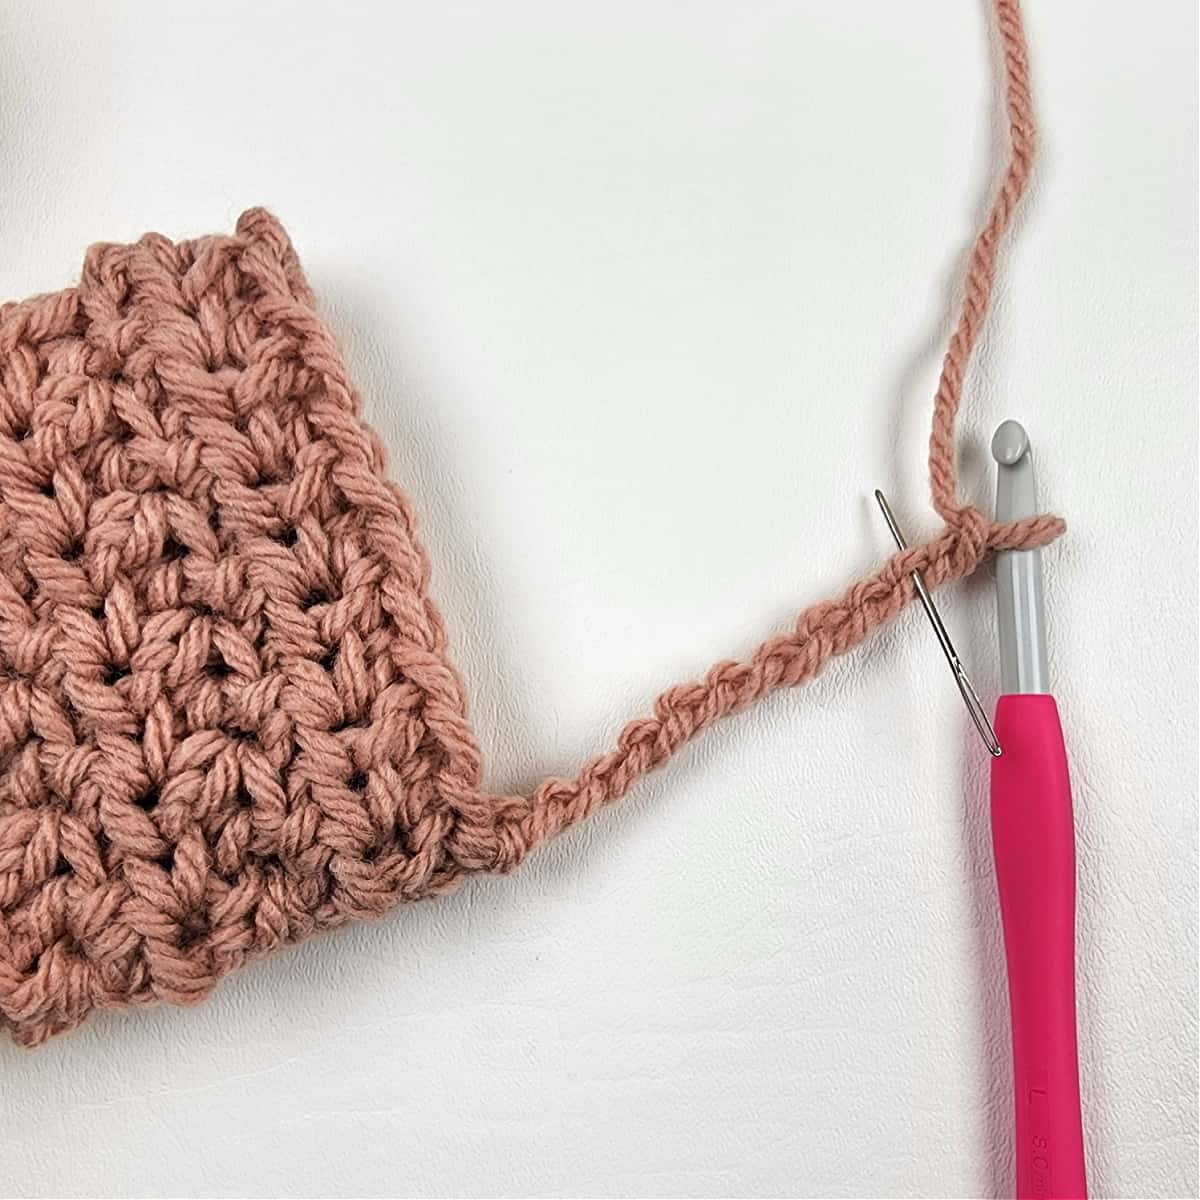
[873,489,1002,755]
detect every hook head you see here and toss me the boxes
[991,419,1031,466]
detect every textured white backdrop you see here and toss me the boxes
[1,2,1196,1197]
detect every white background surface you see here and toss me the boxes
[1,2,1196,1197]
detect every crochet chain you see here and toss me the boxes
[0,0,1068,1046]
[478,0,1064,869]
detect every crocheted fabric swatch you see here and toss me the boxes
[0,210,504,1044]
[0,0,1061,1047]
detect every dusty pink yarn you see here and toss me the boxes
[0,0,1061,1045]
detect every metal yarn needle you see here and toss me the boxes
[873,490,1002,757]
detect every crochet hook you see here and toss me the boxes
[989,420,1087,1199]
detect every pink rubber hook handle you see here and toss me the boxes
[991,694,1087,1199]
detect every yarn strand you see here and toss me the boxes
[0,0,1065,1045]
[928,0,1038,522]
[483,0,1063,870]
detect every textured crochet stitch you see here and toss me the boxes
[0,0,1062,1046]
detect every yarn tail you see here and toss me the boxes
[472,0,1063,872]
[482,510,1060,869]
